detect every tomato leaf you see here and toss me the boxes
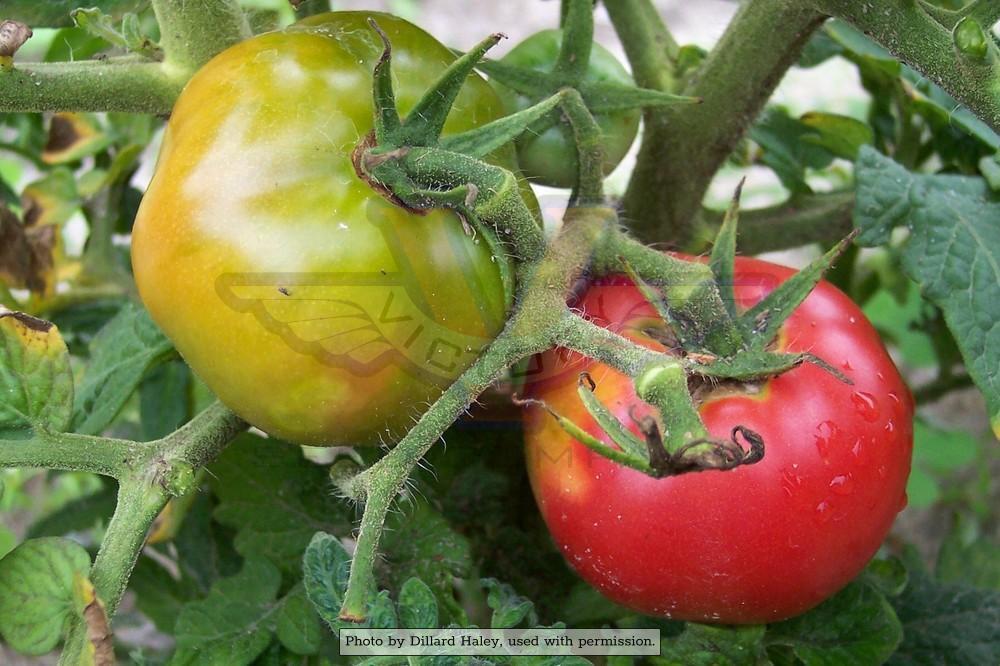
[658,623,766,666]
[0,309,73,434]
[0,0,148,28]
[398,577,439,629]
[936,530,1000,591]
[764,580,903,664]
[273,585,322,656]
[887,551,1000,665]
[482,578,538,629]
[170,557,314,665]
[302,531,358,633]
[380,502,473,624]
[854,148,1000,438]
[139,359,192,440]
[72,302,175,436]
[0,537,92,656]
[209,434,354,574]
[749,107,836,194]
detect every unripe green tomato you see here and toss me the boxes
[494,29,640,189]
[132,12,528,446]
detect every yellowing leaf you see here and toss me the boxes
[0,307,73,433]
[42,113,112,165]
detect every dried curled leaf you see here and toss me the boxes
[0,207,56,295]
[0,20,32,58]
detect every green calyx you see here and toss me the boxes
[354,19,551,263]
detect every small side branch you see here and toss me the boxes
[693,190,856,254]
[813,0,1000,134]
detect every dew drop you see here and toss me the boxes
[814,500,832,524]
[849,316,857,324]
[887,392,901,405]
[814,421,839,462]
[829,474,855,496]
[877,465,888,479]
[884,420,895,433]
[876,371,885,381]
[851,391,880,422]
[780,467,804,497]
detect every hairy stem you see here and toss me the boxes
[0,431,138,477]
[340,205,616,620]
[692,190,856,254]
[338,330,538,621]
[0,60,181,114]
[813,0,1000,134]
[618,0,824,245]
[151,0,250,75]
[88,479,168,615]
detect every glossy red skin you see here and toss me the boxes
[523,257,913,623]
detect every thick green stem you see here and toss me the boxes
[88,403,244,616]
[151,0,250,75]
[88,479,167,615]
[0,431,138,477]
[557,312,659,376]
[604,0,679,93]
[339,329,539,620]
[340,205,616,621]
[691,190,856,254]
[619,0,824,245]
[0,60,182,114]
[813,0,1000,134]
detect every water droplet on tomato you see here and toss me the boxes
[852,391,880,422]
[780,467,804,497]
[876,371,885,381]
[829,474,855,495]
[888,392,901,405]
[877,465,888,479]
[814,500,832,524]
[849,316,857,324]
[814,421,839,462]
[885,420,895,433]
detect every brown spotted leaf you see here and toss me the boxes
[42,113,112,165]
[0,207,57,294]
[0,308,73,433]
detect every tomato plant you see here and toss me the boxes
[1,0,997,663]
[494,29,640,188]
[132,12,519,446]
[524,257,914,623]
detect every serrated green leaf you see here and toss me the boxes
[887,553,1000,665]
[302,531,354,633]
[799,112,873,161]
[979,155,1000,191]
[26,481,116,538]
[210,434,354,572]
[274,585,321,656]
[381,501,472,615]
[0,537,92,655]
[398,577,439,629]
[854,148,1000,438]
[72,302,174,435]
[765,581,902,665]
[749,107,836,194]
[0,309,73,434]
[1,0,149,28]
[482,579,537,629]
[657,623,765,666]
[169,556,282,666]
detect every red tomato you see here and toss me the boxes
[523,256,913,623]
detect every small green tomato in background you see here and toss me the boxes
[494,29,640,189]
